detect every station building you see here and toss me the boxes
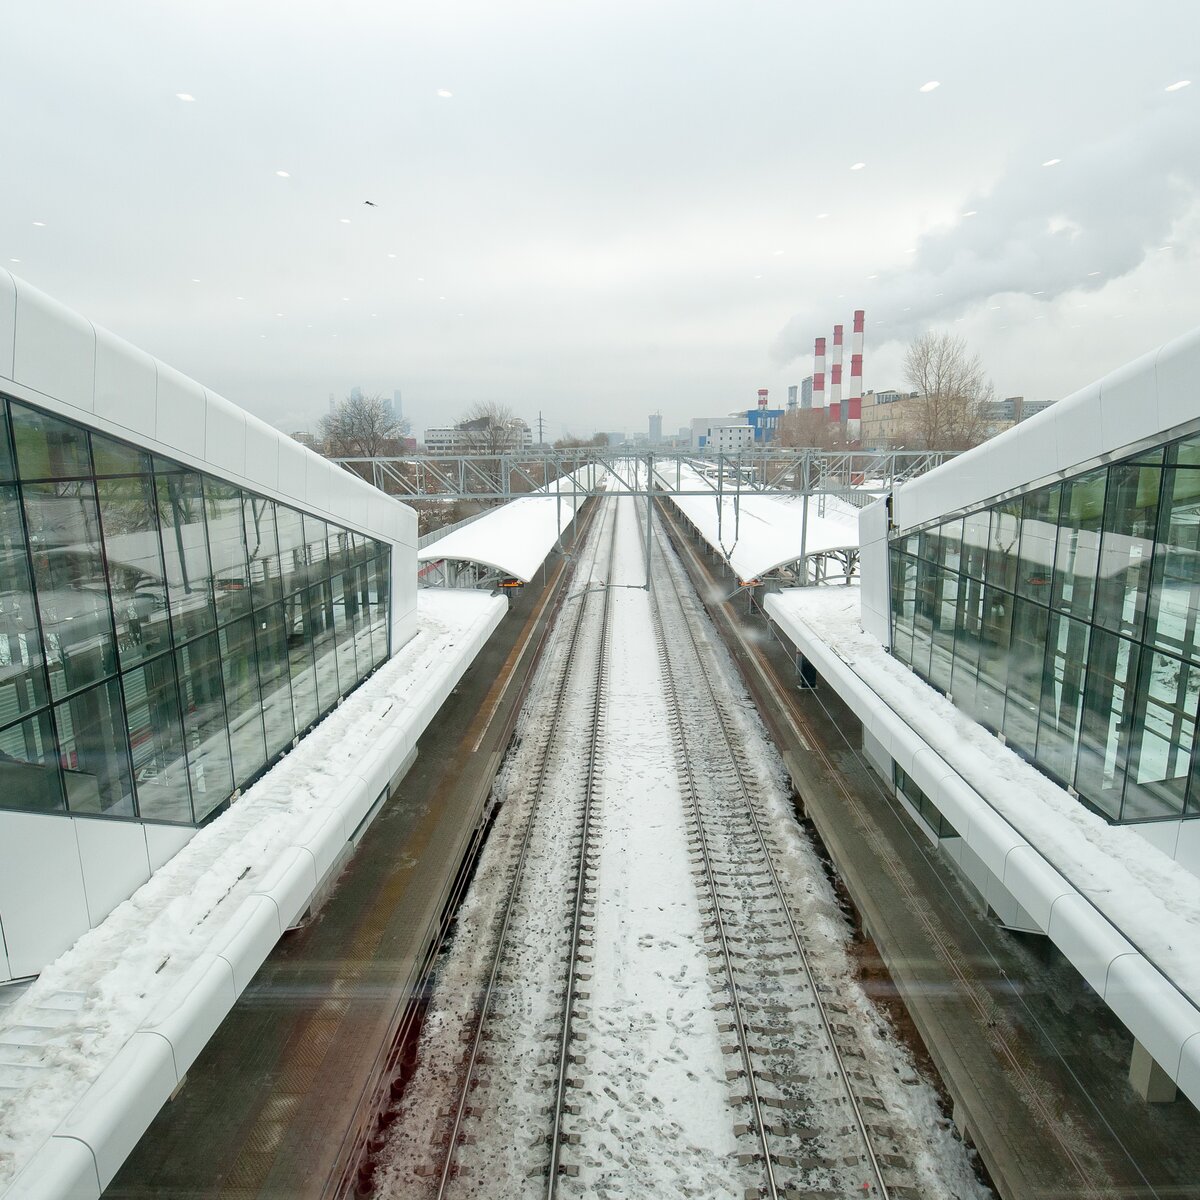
[0,269,418,984]
[767,328,1200,1106]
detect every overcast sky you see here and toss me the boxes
[2,1,1197,442]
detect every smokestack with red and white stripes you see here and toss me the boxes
[828,324,844,423]
[813,337,826,413]
[847,309,864,421]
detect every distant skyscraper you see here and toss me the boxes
[787,385,798,410]
[350,386,363,403]
[649,412,663,443]
[801,376,813,410]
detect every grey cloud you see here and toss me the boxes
[773,100,1200,362]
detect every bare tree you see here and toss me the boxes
[777,407,838,450]
[450,402,524,454]
[320,393,409,457]
[554,432,608,449]
[901,332,995,450]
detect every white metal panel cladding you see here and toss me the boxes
[93,326,157,440]
[11,277,96,412]
[73,817,152,929]
[0,270,19,382]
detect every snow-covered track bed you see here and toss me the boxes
[648,512,899,1200]
[410,498,619,1197]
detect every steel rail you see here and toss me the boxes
[650,499,890,1198]
[433,497,617,1198]
[637,518,781,1200]
[544,497,619,1196]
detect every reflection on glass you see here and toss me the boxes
[1124,651,1196,820]
[123,656,192,822]
[23,480,117,699]
[1036,612,1089,786]
[254,605,296,756]
[1076,630,1140,817]
[0,711,63,812]
[1094,461,1161,637]
[54,679,134,816]
[1002,598,1048,760]
[219,618,267,783]
[0,485,49,720]
[1016,485,1059,601]
[97,475,171,668]
[157,472,216,642]
[175,632,233,821]
[1146,467,1200,662]
[10,402,91,479]
[0,394,391,825]
[1051,469,1106,621]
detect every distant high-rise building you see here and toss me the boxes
[787,385,798,410]
[800,376,813,410]
[649,412,663,443]
[350,386,364,403]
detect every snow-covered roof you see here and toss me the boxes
[659,465,860,581]
[417,473,592,582]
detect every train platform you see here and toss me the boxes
[0,589,509,1200]
[658,501,1200,1200]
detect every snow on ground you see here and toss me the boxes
[658,464,860,582]
[0,589,504,1190]
[768,586,1200,1004]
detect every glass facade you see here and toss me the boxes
[890,430,1200,824]
[0,394,392,825]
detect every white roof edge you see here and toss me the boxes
[764,592,1200,1106]
[893,324,1200,533]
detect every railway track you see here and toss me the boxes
[646,504,898,1199]
[428,495,619,1198]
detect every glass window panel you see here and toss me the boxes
[368,556,390,664]
[351,562,375,673]
[54,678,134,816]
[889,550,915,663]
[284,592,319,731]
[97,475,172,668]
[330,572,361,689]
[934,519,963,573]
[23,480,118,699]
[986,499,1022,593]
[203,479,254,627]
[218,618,267,785]
[909,558,937,680]
[0,402,14,481]
[275,506,308,596]
[1051,468,1107,621]
[1145,466,1200,662]
[1075,630,1140,819]
[1093,461,1161,638]
[0,711,64,812]
[1002,598,1049,759]
[960,512,989,580]
[151,454,185,474]
[1035,613,1090,788]
[242,495,282,611]
[0,485,49,720]
[91,433,151,477]
[9,402,91,479]
[123,655,192,823]
[975,586,1013,731]
[175,632,234,822]
[950,572,986,716]
[156,472,217,641]
[303,514,332,582]
[307,580,341,710]
[1123,651,1196,820]
[928,566,959,693]
[1016,484,1059,602]
[1172,435,1200,469]
[253,605,296,756]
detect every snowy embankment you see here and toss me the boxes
[0,590,504,1196]
[766,587,1200,1004]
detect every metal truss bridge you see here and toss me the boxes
[332,447,957,503]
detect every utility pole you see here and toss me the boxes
[537,411,546,446]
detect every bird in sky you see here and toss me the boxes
[364,200,377,207]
